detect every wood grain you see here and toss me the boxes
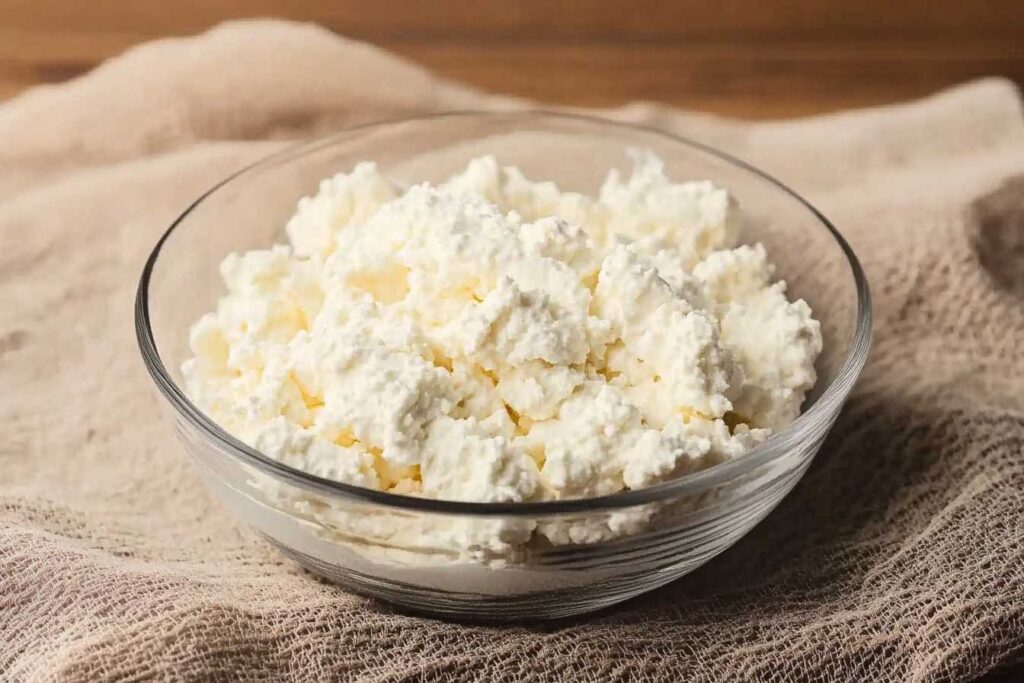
[2,0,1023,117]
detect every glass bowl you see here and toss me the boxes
[135,111,871,621]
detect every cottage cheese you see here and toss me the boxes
[182,151,821,558]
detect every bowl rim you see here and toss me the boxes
[135,109,872,517]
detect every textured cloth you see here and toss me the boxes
[2,19,1023,682]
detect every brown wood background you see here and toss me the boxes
[2,0,1023,117]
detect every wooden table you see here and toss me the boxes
[2,0,1023,118]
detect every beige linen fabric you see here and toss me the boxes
[2,19,1023,682]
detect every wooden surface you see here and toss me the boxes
[2,0,1023,118]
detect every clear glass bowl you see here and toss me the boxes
[136,112,871,621]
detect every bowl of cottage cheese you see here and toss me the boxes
[137,112,871,620]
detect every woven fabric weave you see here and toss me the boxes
[1,20,1023,682]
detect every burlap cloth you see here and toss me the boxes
[2,19,1023,682]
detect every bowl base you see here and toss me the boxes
[265,536,690,622]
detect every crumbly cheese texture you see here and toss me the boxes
[183,152,821,550]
